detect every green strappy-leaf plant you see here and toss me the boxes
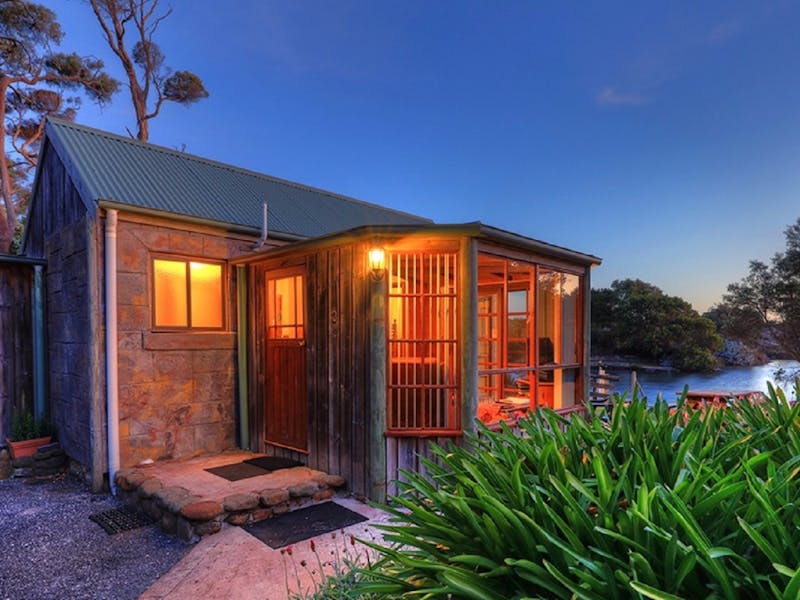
[353,383,800,599]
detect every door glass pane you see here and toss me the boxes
[154,259,187,327]
[268,274,304,339]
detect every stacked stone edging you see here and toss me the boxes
[114,468,347,543]
[0,443,68,480]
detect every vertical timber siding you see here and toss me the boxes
[249,244,371,496]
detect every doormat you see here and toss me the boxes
[89,506,155,535]
[205,462,270,481]
[243,456,304,471]
[246,502,368,549]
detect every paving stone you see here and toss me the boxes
[154,486,197,513]
[161,511,177,534]
[226,512,250,526]
[181,500,224,521]
[288,481,319,498]
[176,516,196,543]
[312,488,335,502]
[272,502,289,515]
[223,493,259,512]
[143,498,163,521]
[259,488,290,506]
[195,520,222,537]
[251,508,272,522]
[314,474,346,488]
[122,471,149,490]
[34,444,64,460]
[114,469,139,491]
[34,455,66,470]
[138,477,164,498]
[11,456,34,469]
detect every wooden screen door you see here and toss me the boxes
[265,268,308,452]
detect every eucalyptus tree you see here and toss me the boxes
[0,0,118,252]
[88,0,209,141]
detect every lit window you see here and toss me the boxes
[153,258,223,329]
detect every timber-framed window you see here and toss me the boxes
[386,250,460,435]
[151,256,224,330]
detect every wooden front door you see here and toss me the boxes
[265,268,308,452]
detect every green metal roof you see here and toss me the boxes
[44,119,432,238]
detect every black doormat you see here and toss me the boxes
[205,462,270,481]
[89,506,155,535]
[243,456,304,471]
[246,502,368,549]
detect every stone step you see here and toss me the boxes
[114,468,347,543]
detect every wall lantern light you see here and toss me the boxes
[368,247,386,281]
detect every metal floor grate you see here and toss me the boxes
[89,506,155,535]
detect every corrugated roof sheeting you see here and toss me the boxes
[46,119,431,237]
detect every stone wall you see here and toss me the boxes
[114,216,253,467]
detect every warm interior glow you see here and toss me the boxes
[154,259,188,327]
[368,247,386,278]
[190,262,222,328]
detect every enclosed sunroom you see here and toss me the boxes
[234,222,600,500]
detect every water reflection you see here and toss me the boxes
[609,360,800,403]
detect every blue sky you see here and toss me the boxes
[42,1,800,312]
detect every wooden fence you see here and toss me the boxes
[0,259,36,442]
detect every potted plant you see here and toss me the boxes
[6,412,53,459]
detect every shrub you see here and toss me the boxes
[354,384,800,599]
[10,412,53,441]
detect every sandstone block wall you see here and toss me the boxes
[114,217,252,467]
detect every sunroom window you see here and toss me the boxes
[386,251,460,435]
[477,254,582,423]
[152,257,223,329]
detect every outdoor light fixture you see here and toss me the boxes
[368,247,386,281]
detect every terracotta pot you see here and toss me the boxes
[6,436,52,460]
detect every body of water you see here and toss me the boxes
[607,360,800,403]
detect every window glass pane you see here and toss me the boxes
[154,259,187,327]
[537,269,560,364]
[561,273,580,364]
[552,368,579,410]
[190,262,222,328]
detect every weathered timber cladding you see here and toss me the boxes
[25,142,90,260]
[0,263,34,441]
[115,216,253,466]
[385,436,456,497]
[248,243,371,495]
[26,144,101,468]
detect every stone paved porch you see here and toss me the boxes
[114,450,347,543]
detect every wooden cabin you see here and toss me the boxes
[234,224,598,498]
[22,119,600,498]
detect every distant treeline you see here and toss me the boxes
[593,217,800,372]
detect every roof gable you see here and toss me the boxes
[44,119,431,238]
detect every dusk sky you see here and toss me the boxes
[41,1,800,312]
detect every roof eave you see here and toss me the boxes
[97,199,308,242]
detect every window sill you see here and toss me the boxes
[143,331,236,351]
[385,429,462,438]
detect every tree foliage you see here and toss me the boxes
[592,278,722,371]
[721,217,800,361]
[0,0,118,252]
[89,0,209,141]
